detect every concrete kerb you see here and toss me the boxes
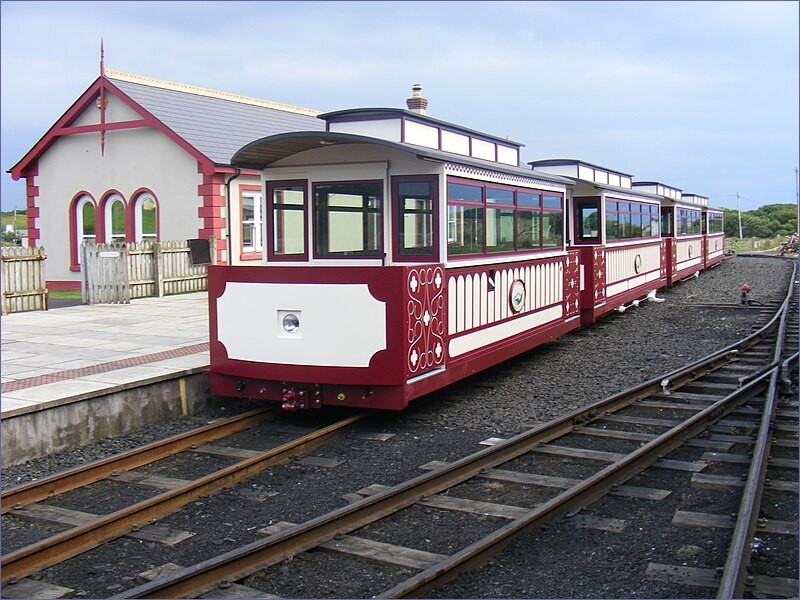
[1,369,213,467]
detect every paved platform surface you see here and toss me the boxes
[1,292,210,419]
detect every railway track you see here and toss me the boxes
[105,267,798,599]
[1,408,371,590]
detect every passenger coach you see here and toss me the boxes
[209,103,585,410]
[530,160,667,325]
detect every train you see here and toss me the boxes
[207,98,725,411]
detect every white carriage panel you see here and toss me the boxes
[449,305,564,358]
[480,272,489,327]
[536,264,544,309]
[448,277,458,335]
[487,272,496,324]
[464,274,474,331]
[329,119,402,142]
[524,266,533,312]
[456,275,466,333]
[217,282,385,368]
[471,139,495,161]
[676,239,703,263]
[578,164,594,181]
[595,170,609,185]
[441,130,470,156]
[472,273,482,329]
[532,164,578,179]
[608,173,621,188]
[405,120,439,149]
[500,269,509,320]
[496,145,519,166]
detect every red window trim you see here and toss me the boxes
[391,174,440,263]
[266,179,308,261]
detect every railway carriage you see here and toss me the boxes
[633,182,709,285]
[208,94,724,411]
[209,106,585,411]
[530,160,667,325]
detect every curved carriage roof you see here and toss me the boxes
[232,131,572,185]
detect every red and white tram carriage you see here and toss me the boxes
[680,194,726,269]
[530,160,667,325]
[209,106,584,410]
[633,182,706,286]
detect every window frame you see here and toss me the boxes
[102,193,126,244]
[69,193,97,270]
[313,179,384,259]
[239,185,263,260]
[446,176,564,258]
[266,179,309,262]
[605,198,660,241]
[132,191,159,242]
[391,174,439,262]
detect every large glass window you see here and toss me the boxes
[315,181,382,257]
[677,208,702,235]
[447,178,564,256]
[605,199,660,241]
[542,195,563,248]
[397,179,435,257]
[486,187,515,253]
[708,212,724,234]
[447,182,484,255]
[267,181,306,260]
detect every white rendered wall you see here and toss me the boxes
[35,115,203,282]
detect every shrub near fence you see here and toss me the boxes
[0,246,48,315]
[82,238,216,305]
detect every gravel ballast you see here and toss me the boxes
[1,254,796,599]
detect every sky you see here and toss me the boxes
[1,0,798,213]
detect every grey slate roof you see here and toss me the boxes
[109,77,325,165]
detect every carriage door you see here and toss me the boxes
[574,197,601,244]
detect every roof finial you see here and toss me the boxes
[100,38,105,77]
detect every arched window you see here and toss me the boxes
[134,193,158,241]
[72,194,97,267]
[104,194,126,243]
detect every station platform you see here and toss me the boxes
[1,292,213,466]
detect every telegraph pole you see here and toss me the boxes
[736,192,743,239]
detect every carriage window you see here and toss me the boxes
[398,180,434,256]
[606,199,659,240]
[575,197,600,243]
[447,178,563,256]
[315,181,382,257]
[269,182,306,259]
[708,212,724,234]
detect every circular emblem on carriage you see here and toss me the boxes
[688,245,694,258]
[634,254,642,274]
[509,279,526,313]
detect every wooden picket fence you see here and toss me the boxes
[82,238,216,305]
[1,246,48,315]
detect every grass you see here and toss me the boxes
[49,289,82,299]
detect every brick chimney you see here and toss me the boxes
[406,84,428,114]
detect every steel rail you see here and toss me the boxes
[0,412,368,584]
[717,268,797,599]
[1,408,276,513]
[377,370,775,598]
[114,311,786,599]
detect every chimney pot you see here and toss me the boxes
[406,84,428,115]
